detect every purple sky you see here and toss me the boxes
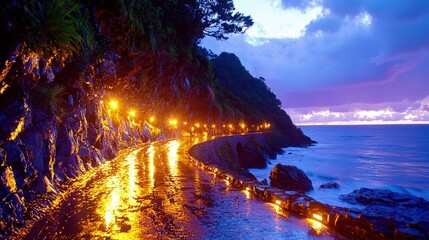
[202,0,429,125]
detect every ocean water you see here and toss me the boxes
[249,124,429,207]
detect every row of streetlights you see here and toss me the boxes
[104,99,271,132]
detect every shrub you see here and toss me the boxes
[35,84,67,118]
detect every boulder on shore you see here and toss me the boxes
[320,182,340,189]
[340,188,429,237]
[269,164,313,192]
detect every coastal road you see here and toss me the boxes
[25,137,341,239]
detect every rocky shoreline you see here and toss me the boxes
[188,133,429,239]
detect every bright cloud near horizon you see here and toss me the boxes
[202,0,429,125]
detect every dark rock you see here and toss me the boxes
[269,164,313,192]
[5,141,36,189]
[340,188,428,208]
[0,147,6,167]
[239,169,257,182]
[55,154,84,180]
[396,226,427,239]
[56,126,76,157]
[215,141,240,171]
[90,148,103,167]
[410,220,429,236]
[3,192,26,225]
[0,84,28,141]
[340,188,429,234]
[261,179,268,185]
[31,176,56,194]
[0,166,16,197]
[236,137,267,169]
[87,124,100,146]
[319,182,340,189]
[78,146,91,163]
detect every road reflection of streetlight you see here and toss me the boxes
[98,150,142,236]
[103,177,120,229]
[167,140,180,176]
[147,145,155,192]
[126,150,140,204]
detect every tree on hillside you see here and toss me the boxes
[0,0,254,121]
[207,52,312,146]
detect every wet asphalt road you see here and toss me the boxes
[25,138,341,239]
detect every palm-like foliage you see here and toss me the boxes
[25,0,95,58]
[35,84,67,117]
[2,0,95,60]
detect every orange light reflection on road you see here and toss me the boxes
[126,150,140,204]
[147,145,155,192]
[97,149,142,238]
[103,178,120,229]
[167,140,180,177]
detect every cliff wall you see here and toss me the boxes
[0,56,156,237]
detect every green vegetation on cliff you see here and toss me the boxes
[0,0,310,146]
[208,52,312,146]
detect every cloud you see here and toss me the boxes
[287,96,429,125]
[202,0,429,123]
[233,0,323,45]
[305,15,343,34]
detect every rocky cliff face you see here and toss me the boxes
[0,51,156,237]
[188,133,282,179]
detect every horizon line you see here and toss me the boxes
[295,120,429,126]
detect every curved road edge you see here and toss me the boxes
[188,133,422,240]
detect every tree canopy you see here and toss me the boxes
[0,0,310,146]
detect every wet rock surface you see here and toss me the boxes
[320,182,340,189]
[188,133,283,180]
[0,86,155,238]
[190,135,429,240]
[269,164,313,192]
[236,140,267,168]
[340,188,429,237]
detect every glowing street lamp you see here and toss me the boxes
[128,110,136,117]
[109,100,118,110]
[169,119,178,128]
